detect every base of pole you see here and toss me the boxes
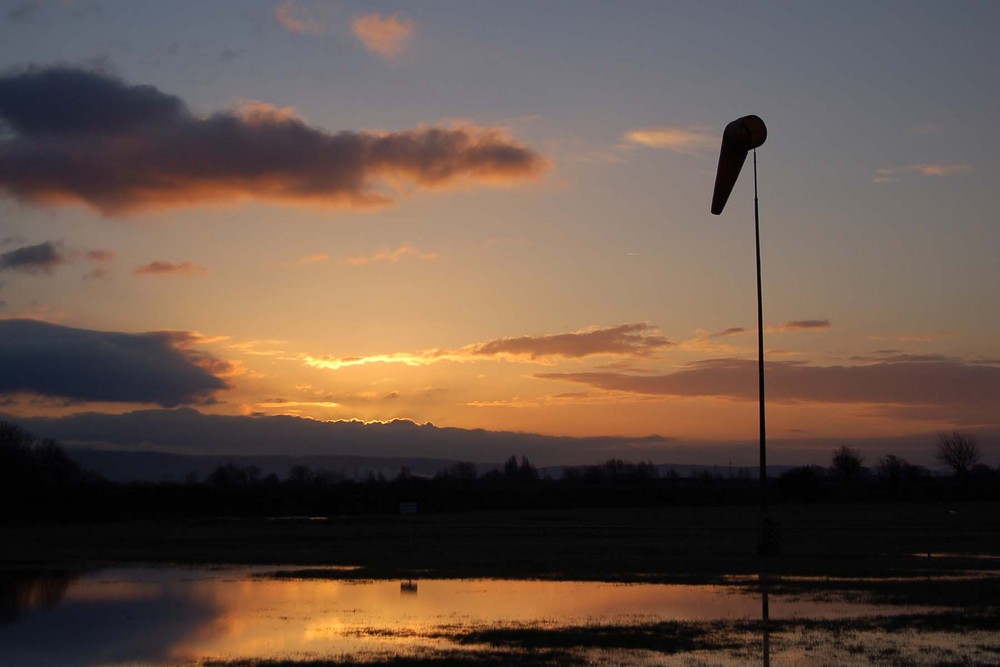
[757,515,781,555]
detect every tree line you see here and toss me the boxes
[1,420,997,522]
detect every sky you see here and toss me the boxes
[0,0,998,467]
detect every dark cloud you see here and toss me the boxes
[466,323,672,360]
[0,240,66,274]
[134,261,207,276]
[0,319,228,406]
[0,66,546,215]
[538,356,1000,423]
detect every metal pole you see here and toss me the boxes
[753,148,766,516]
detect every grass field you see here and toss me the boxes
[3,502,999,581]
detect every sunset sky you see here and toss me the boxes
[1,1,998,466]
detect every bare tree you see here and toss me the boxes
[830,446,865,482]
[935,432,981,477]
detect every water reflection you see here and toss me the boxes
[0,570,78,624]
[0,566,952,666]
[759,572,771,667]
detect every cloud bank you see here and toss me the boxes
[0,319,228,406]
[539,356,1000,424]
[0,66,546,215]
[10,407,669,465]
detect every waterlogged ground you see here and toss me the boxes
[1,564,998,666]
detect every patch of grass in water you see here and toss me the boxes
[447,620,719,653]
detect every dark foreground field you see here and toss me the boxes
[4,503,999,666]
[4,502,999,580]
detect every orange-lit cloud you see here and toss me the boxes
[304,323,673,370]
[134,261,207,276]
[466,324,671,360]
[352,13,414,59]
[874,163,973,183]
[0,67,546,215]
[625,126,715,154]
[343,244,440,266]
[274,0,326,35]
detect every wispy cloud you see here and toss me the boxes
[874,163,973,183]
[134,261,207,276]
[0,67,546,215]
[352,13,414,60]
[284,253,329,268]
[343,244,439,266]
[85,249,115,262]
[869,332,955,344]
[708,327,746,338]
[274,0,326,35]
[624,126,715,154]
[304,323,673,370]
[768,319,831,333]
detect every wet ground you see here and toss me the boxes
[1,564,997,666]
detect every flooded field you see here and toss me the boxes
[2,565,998,666]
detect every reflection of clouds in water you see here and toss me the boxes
[0,575,222,667]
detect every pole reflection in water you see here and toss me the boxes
[400,579,418,595]
[760,571,772,667]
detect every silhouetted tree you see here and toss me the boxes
[830,446,866,482]
[288,465,313,485]
[935,432,981,477]
[875,454,927,498]
[208,463,260,487]
[435,461,478,481]
[503,455,538,481]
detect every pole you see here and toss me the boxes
[753,148,766,516]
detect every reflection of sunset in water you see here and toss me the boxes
[167,577,776,661]
[0,567,953,665]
